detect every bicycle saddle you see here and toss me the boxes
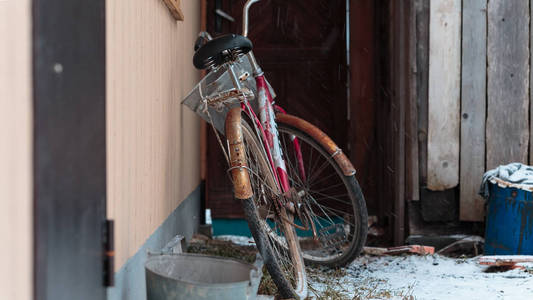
[193,34,253,70]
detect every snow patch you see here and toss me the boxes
[309,255,533,299]
[215,235,256,246]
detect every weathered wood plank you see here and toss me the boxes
[415,0,429,187]
[460,0,487,221]
[531,0,533,165]
[487,0,529,170]
[427,0,461,191]
[392,0,407,245]
[406,0,419,201]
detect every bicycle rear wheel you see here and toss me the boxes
[274,120,368,267]
[225,109,307,299]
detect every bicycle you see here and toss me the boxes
[183,1,368,298]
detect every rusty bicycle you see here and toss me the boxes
[182,1,368,298]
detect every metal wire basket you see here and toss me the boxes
[182,55,275,134]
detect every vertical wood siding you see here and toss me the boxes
[415,0,429,187]
[427,0,461,191]
[406,0,419,202]
[0,0,33,299]
[422,0,533,221]
[106,0,201,270]
[486,0,529,170]
[460,0,487,221]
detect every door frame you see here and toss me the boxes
[33,0,107,299]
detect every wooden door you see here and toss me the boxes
[205,0,348,218]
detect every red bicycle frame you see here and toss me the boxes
[238,0,307,196]
[240,71,307,195]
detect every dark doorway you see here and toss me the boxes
[205,0,350,219]
[33,0,107,299]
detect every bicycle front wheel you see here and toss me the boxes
[225,108,308,299]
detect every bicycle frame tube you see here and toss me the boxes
[254,75,291,193]
[241,100,282,192]
[274,105,307,183]
[241,0,298,194]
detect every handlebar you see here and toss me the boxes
[242,0,260,37]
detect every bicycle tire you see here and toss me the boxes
[225,109,308,299]
[273,120,368,267]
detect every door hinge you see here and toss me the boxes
[103,219,115,287]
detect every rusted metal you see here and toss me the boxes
[385,245,435,255]
[275,113,356,176]
[225,107,253,199]
[479,255,533,266]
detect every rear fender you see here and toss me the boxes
[275,113,356,176]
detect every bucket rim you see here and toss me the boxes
[489,177,533,193]
[145,253,259,287]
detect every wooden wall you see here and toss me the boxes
[427,0,461,191]
[419,0,532,221]
[0,0,33,299]
[106,0,201,270]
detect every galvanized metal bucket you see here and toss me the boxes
[145,253,263,300]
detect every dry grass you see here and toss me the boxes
[308,265,416,300]
[186,239,258,264]
[187,238,417,300]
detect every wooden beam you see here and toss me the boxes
[460,0,487,221]
[200,0,207,181]
[530,0,533,166]
[415,0,429,187]
[486,0,529,170]
[427,0,461,191]
[405,0,419,202]
[392,0,408,245]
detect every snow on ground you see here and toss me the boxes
[215,235,256,246]
[216,235,533,300]
[308,255,533,300]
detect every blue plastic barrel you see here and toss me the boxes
[485,182,533,255]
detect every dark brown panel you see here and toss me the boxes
[350,0,378,216]
[206,0,348,219]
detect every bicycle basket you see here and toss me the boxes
[182,55,275,134]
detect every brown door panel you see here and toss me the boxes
[206,0,348,219]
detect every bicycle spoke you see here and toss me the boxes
[307,170,338,188]
[307,190,350,205]
[308,203,356,227]
[308,181,345,194]
[307,157,333,185]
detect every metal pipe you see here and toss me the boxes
[246,52,263,76]
[226,64,242,90]
[242,0,260,37]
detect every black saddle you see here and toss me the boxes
[193,34,253,70]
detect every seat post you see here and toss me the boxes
[242,0,260,37]
[226,63,242,90]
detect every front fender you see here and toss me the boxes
[226,107,253,199]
